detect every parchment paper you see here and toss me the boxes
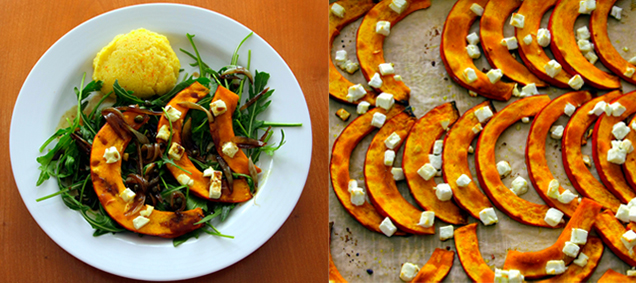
[329,0,636,281]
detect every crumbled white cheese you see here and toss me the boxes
[579,0,596,14]
[588,101,607,116]
[376,92,394,110]
[399,262,420,282]
[545,260,567,275]
[466,44,481,59]
[629,206,636,222]
[521,83,538,97]
[568,75,585,90]
[551,125,564,139]
[523,34,533,45]
[470,3,484,16]
[208,170,223,199]
[348,179,358,192]
[440,119,451,130]
[558,189,577,204]
[378,63,395,75]
[571,228,588,245]
[347,84,367,102]
[610,102,626,117]
[608,147,627,164]
[140,205,154,217]
[545,208,564,227]
[464,67,478,83]
[357,101,371,115]
[521,117,530,123]
[385,132,401,150]
[466,32,480,45]
[573,252,589,267]
[582,154,592,167]
[494,269,509,283]
[439,225,454,241]
[616,204,631,222]
[496,161,512,178]
[472,123,483,134]
[391,167,405,181]
[545,60,562,78]
[510,13,525,28]
[487,69,503,84]
[375,21,391,36]
[611,6,622,20]
[389,0,408,14]
[344,60,360,74]
[613,122,631,140]
[384,150,396,166]
[379,217,397,237]
[368,72,383,89]
[164,105,182,121]
[468,145,474,154]
[474,106,493,123]
[132,216,150,230]
[435,183,453,201]
[537,28,551,47]
[585,51,598,64]
[221,141,239,158]
[508,269,524,283]
[394,75,402,81]
[501,37,519,50]
[168,142,185,161]
[625,67,635,78]
[621,139,634,153]
[562,241,581,258]
[628,270,636,277]
[456,174,472,187]
[331,3,345,18]
[350,187,366,206]
[433,140,444,155]
[577,26,591,40]
[510,176,528,195]
[103,146,121,164]
[547,179,561,199]
[371,112,387,128]
[629,56,636,65]
[578,39,593,53]
[210,100,228,116]
[417,163,437,181]
[120,188,136,203]
[156,125,170,141]
[335,50,347,63]
[429,154,442,170]
[177,174,194,187]
[564,103,577,117]
[479,207,499,225]
[418,211,435,228]
[622,230,636,250]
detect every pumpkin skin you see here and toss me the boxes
[329,0,376,105]
[598,268,636,283]
[157,82,252,203]
[90,111,204,238]
[356,0,431,102]
[364,111,435,235]
[480,0,547,87]
[410,248,455,283]
[534,236,604,283]
[440,0,514,101]
[454,223,494,283]
[595,210,636,266]
[328,222,348,283]
[475,95,559,227]
[515,0,574,88]
[503,198,602,280]
[442,101,495,221]
[592,91,636,203]
[590,0,636,85]
[624,115,636,189]
[403,102,468,225]
[548,0,621,89]
[562,90,622,212]
[526,91,591,217]
[330,105,407,235]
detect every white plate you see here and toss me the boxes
[9,3,312,281]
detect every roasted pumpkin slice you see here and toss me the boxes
[402,102,468,225]
[534,236,604,283]
[158,82,252,203]
[595,210,636,266]
[329,0,376,105]
[515,0,575,88]
[329,222,348,283]
[330,106,407,235]
[356,0,431,102]
[365,111,434,235]
[563,90,623,212]
[480,0,547,87]
[593,91,636,203]
[442,101,495,222]
[410,248,455,283]
[590,0,636,85]
[549,0,621,89]
[440,0,514,101]
[625,115,636,189]
[91,112,204,238]
[503,198,602,279]
[598,268,636,283]
[475,95,558,227]
[454,223,494,283]
[526,91,591,217]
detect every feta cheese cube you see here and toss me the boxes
[433,140,444,155]
[120,188,136,203]
[496,161,512,178]
[221,141,239,158]
[385,132,401,150]
[568,74,584,90]
[466,32,480,45]
[210,100,228,116]
[621,139,634,153]
[521,117,530,123]
[588,101,607,116]
[558,189,577,204]
[168,142,185,161]
[394,75,402,81]
[611,6,622,20]
[629,270,636,276]
[132,216,150,229]
[164,105,182,121]
[418,211,435,228]
[417,163,437,181]
[470,3,484,16]
[613,122,631,140]
[577,26,591,40]
[633,121,636,131]
[487,69,503,84]
[479,207,499,225]
[139,205,154,217]
[545,208,564,227]
[348,179,358,192]
[521,83,538,97]
[156,125,170,140]
[331,3,345,18]
[368,72,383,89]
[177,174,194,187]
[579,0,596,14]
[608,147,627,164]
[573,252,589,267]
[347,84,367,102]
[475,106,493,123]
[392,167,405,181]
[622,230,636,250]
[472,123,483,134]
[357,101,371,114]
[578,39,593,53]
[379,217,397,237]
[376,92,394,110]
[562,241,581,258]
[508,269,524,283]
[627,198,636,208]
[510,176,529,195]
[547,179,561,199]
[625,67,635,78]
[439,225,454,241]
[616,204,631,222]
[501,37,518,50]
[582,154,592,167]
[456,174,472,187]
[384,150,396,166]
[545,260,567,275]
[523,34,533,45]
[610,102,626,117]
[429,154,442,170]
[350,187,366,206]
[585,51,598,64]
[630,56,636,65]
[400,262,420,282]
[344,60,360,74]
[564,103,577,117]
[435,183,453,201]
[378,63,395,75]
[629,206,636,222]
[371,112,387,128]
[494,268,508,283]
[335,50,347,63]
[464,67,478,83]
[375,21,391,36]
[440,119,451,130]
[537,28,551,47]
[571,228,588,245]
[545,60,562,78]
[389,0,408,14]
[209,171,223,199]
[468,145,474,154]
[551,125,564,139]
[466,44,481,59]
[510,13,525,28]
[103,146,121,164]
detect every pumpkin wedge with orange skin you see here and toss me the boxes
[480,0,547,87]
[402,102,468,225]
[526,91,591,217]
[475,95,560,228]
[534,236,604,283]
[598,268,636,283]
[549,0,621,89]
[410,248,455,283]
[356,0,431,102]
[330,105,407,235]
[590,0,636,85]
[624,115,636,189]
[515,0,575,88]
[329,0,376,105]
[365,111,434,235]
[157,82,252,203]
[594,210,636,266]
[440,0,514,101]
[503,198,602,279]
[592,91,636,203]
[442,101,496,222]
[328,222,348,283]
[563,90,623,212]
[454,223,494,283]
[91,112,204,238]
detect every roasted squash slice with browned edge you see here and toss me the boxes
[357,0,431,102]
[410,248,455,283]
[503,198,602,279]
[329,0,376,105]
[480,0,546,87]
[454,223,494,282]
[403,102,467,225]
[157,82,252,203]
[625,115,636,189]
[563,90,622,212]
[592,91,636,203]
[330,106,407,235]
[598,268,636,283]
[595,210,636,266]
[590,0,636,85]
[526,91,591,217]
[475,95,559,227]
[328,222,347,283]
[515,0,575,88]
[549,0,621,89]
[534,236,604,283]
[91,112,204,238]
[440,0,514,101]
[365,111,434,235]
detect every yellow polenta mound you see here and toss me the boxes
[93,28,180,99]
